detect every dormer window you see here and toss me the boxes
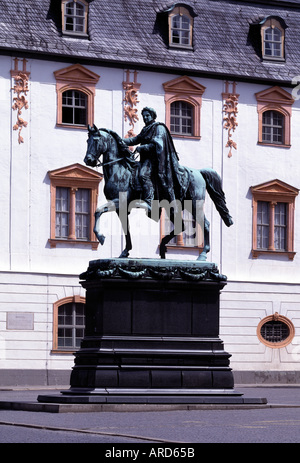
[264,26,282,58]
[168,5,195,49]
[171,12,191,47]
[62,0,88,36]
[248,16,287,61]
[260,17,286,61]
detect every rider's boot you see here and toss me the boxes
[142,183,154,218]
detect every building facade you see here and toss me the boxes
[1,0,300,385]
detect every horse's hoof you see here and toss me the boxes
[95,233,105,245]
[159,245,167,259]
[224,215,234,227]
[119,250,130,258]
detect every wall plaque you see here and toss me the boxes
[7,312,34,330]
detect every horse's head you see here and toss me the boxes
[84,124,104,167]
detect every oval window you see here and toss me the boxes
[257,313,295,348]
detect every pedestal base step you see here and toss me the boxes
[37,388,267,405]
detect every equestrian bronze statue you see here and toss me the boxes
[84,107,233,260]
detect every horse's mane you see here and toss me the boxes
[99,128,137,170]
[99,128,133,157]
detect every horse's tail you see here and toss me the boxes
[200,168,233,227]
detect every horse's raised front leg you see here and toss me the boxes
[94,200,118,245]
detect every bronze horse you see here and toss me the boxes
[84,124,233,260]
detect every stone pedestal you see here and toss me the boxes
[38,259,266,405]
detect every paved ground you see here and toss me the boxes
[0,386,300,444]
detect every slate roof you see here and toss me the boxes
[0,0,299,84]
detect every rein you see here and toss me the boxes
[96,157,124,168]
[96,150,139,168]
[91,132,139,168]
[89,132,121,168]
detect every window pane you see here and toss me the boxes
[57,302,86,350]
[62,92,73,106]
[76,315,85,326]
[263,111,271,125]
[75,2,84,15]
[182,210,197,246]
[75,328,84,347]
[181,31,189,44]
[56,187,69,211]
[62,90,87,125]
[170,101,193,135]
[171,14,191,46]
[273,28,281,41]
[62,106,74,123]
[163,209,201,247]
[75,189,90,239]
[260,320,289,343]
[58,328,72,347]
[77,189,89,212]
[265,28,273,41]
[66,3,74,15]
[74,107,87,125]
[172,101,180,115]
[264,27,282,58]
[181,16,190,29]
[262,126,271,142]
[273,43,281,56]
[257,201,269,249]
[55,187,69,238]
[64,1,86,33]
[172,31,180,43]
[172,15,180,29]
[262,110,284,144]
[74,91,86,107]
[274,202,287,250]
[66,18,74,31]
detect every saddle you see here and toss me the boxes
[130,163,190,201]
[105,128,190,200]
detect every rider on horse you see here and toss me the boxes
[85,110,233,260]
[122,107,189,212]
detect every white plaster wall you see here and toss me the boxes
[4,57,300,280]
[221,81,300,284]
[220,281,300,371]
[0,57,17,271]
[0,271,84,372]
[1,54,300,375]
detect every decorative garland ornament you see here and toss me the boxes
[80,259,227,282]
[223,82,239,158]
[11,58,30,144]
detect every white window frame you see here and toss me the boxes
[261,18,285,61]
[168,5,193,49]
[61,0,88,36]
